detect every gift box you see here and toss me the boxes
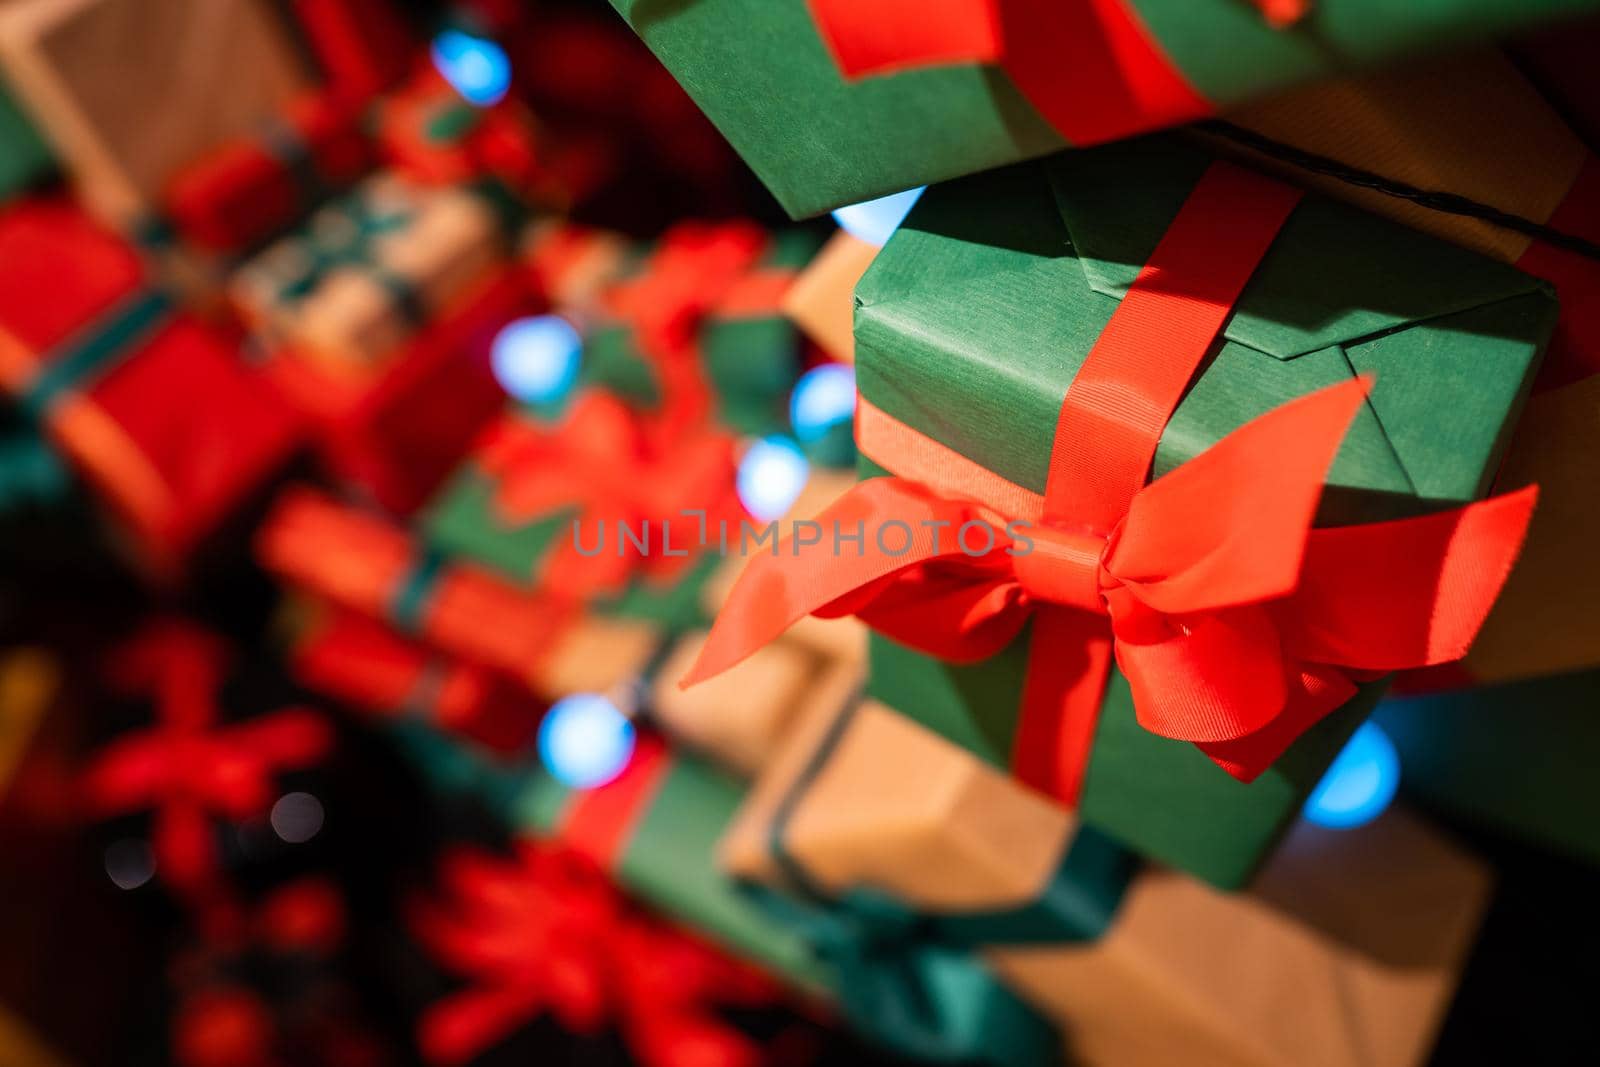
[510,728,832,995]
[422,392,744,626]
[1202,50,1600,684]
[1375,668,1600,865]
[724,696,1488,1067]
[692,137,1551,888]
[583,222,817,435]
[289,605,542,752]
[649,630,862,779]
[608,0,1600,218]
[231,172,515,376]
[781,231,876,365]
[0,197,301,567]
[0,82,52,201]
[377,68,559,206]
[267,269,527,515]
[0,0,308,230]
[258,487,660,701]
[163,91,375,255]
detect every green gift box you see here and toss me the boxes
[582,226,820,436]
[609,0,1600,217]
[852,136,1555,888]
[1375,670,1600,866]
[422,402,728,633]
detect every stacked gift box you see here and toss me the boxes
[2,0,1600,1065]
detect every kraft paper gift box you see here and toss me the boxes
[704,135,1555,889]
[258,487,660,702]
[1195,50,1600,685]
[781,230,877,365]
[422,393,746,631]
[231,173,516,377]
[0,196,302,567]
[648,631,863,779]
[607,0,1600,218]
[163,91,376,255]
[0,0,308,231]
[1375,668,1600,866]
[582,222,819,436]
[724,697,1489,1067]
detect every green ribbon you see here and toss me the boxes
[391,548,447,636]
[748,702,1136,1067]
[18,290,173,421]
[0,428,70,513]
[273,187,425,328]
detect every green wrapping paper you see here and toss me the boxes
[420,408,724,632]
[852,136,1555,888]
[581,227,820,436]
[609,0,1600,217]
[1375,671,1600,865]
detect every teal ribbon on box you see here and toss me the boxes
[746,703,1136,1067]
[270,185,425,328]
[17,290,173,421]
[391,548,448,635]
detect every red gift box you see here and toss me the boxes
[0,196,300,569]
[263,269,524,515]
[163,92,375,255]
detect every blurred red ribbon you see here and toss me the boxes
[412,839,784,1067]
[685,162,1535,802]
[603,222,772,435]
[805,0,1308,146]
[478,391,743,599]
[81,623,333,896]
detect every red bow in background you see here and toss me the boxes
[686,161,1535,804]
[601,222,771,435]
[81,623,333,899]
[411,839,786,1067]
[477,391,745,600]
[806,0,1308,147]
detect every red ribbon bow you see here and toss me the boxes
[806,0,1307,146]
[412,839,783,1067]
[685,161,1536,802]
[477,391,744,599]
[81,623,333,897]
[601,222,772,434]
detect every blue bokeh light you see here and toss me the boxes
[1303,721,1400,830]
[491,315,582,404]
[737,436,810,522]
[430,30,512,107]
[537,694,636,790]
[790,363,857,443]
[831,186,926,247]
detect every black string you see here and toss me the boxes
[1200,119,1600,262]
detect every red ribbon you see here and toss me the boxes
[477,392,744,600]
[412,839,782,1067]
[806,0,1307,146]
[81,624,333,897]
[685,161,1536,802]
[602,222,771,435]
